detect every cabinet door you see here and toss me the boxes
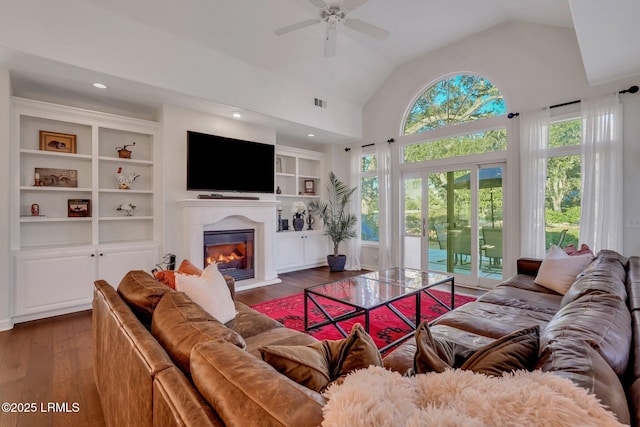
[97,244,159,287]
[276,233,305,270]
[304,234,329,266]
[14,248,97,317]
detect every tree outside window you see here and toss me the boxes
[361,154,379,242]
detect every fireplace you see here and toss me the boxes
[204,229,255,281]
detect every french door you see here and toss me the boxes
[402,163,505,288]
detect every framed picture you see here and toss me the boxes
[276,157,283,173]
[39,130,77,154]
[35,168,78,187]
[68,199,91,217]
[304,179,315,195]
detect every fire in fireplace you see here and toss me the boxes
[204,229,255,281]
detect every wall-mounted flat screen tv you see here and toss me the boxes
[187,130,275,193]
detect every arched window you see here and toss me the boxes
[403,74,507,162]
[404,74,506,134]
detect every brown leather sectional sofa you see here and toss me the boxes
[93,249,640,426]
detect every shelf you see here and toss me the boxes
[20,186,92,192]
[276,172,296,177]
[99,156,153,166]
[99,188,154,194]
[21,149,92,161]
[99,216,154,221]
[20,217,92,223]
[277,194,320,199]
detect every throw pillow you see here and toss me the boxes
[154,259,203,289]
[259,323,383,393]
[563,243,594,257]
[414,321,539,376]
[534,245,593,294]
[175,262,236,323]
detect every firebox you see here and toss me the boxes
[203,229,255,281]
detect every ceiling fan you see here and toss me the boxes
[274,0,389,57]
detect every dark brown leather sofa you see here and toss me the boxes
[384,250,640,426]
[93,249,640,426]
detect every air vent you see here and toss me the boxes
[314,98,327,108]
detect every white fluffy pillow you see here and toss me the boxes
[534,245,593,295]
[175,263,236,323]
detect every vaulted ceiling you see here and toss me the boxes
[2,0,639,144]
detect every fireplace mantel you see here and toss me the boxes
[177,199,281,290]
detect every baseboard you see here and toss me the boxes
[0,318,14,331]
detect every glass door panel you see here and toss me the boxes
[478,166,503,280]
[402,177,422,270]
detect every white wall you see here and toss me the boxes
[0,68,12,330]
[159,104,278,262]
[362,20,640,267]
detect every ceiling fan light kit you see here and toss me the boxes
[274,0,389,57]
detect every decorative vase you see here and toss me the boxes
[293,215,304,231]
[327,254,347,272]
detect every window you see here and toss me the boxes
[545,118,582,249]
[404,75,506,134]
[360,153,379,242]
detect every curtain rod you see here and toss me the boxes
[507,85,638,119]
[345,138,395,152]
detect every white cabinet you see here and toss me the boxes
[10,98,162,323]
[276,230,328,273]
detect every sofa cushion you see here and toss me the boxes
[117,270,174,329]
[413,321,539,376]
[534,245,593,295]
[537,340,630,425]
[227,301,284,339]
[175,263,236,324]
[541,293,632,375]
[151,291,246,375]
[191,341,325,427]
[259,323,383,392]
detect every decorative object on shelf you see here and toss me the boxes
[31,204,39,216]
[116,167,140,190]
[35,168,78,187]
[116,202,137,216]
[277,207,283,231]
[304,179,316,195]
[281,218,289,231]
[33,171,43,186]
[116,141,136,159]
[291,201,306,231]
[39,130,77,154]
[309,171,357,272]
[306,207,315,230]
[276,186,282,194]
[68,199,91,217]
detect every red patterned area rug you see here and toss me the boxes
[251,290,476,351]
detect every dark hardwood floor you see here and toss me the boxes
[0,267,362,427]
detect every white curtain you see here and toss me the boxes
[345,146,362,270]
[520,108,549,258]
[376,142,392,269]
[580,93,623,252]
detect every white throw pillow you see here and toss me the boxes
[175,263,236,323]
[534,245,593,295]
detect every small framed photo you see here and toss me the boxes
[35,168,78,187]
[68,199,91,217]
[39,130,77,154]
[276,157,283,173]
[304,179,315,195]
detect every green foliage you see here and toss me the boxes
[309,172,358,257]
[545,206,581,225]
[403,129,507,163]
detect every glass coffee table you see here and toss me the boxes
[304,267,454,352]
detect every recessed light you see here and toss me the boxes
[232,112,242,119]
[307,133,315,137]
[92,83,107,89]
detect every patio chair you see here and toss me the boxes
[481,227,502,267]
[432,224,447,250]
[557,229,568,247]
[450,227,471,265]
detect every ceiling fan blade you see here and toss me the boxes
[324,24,337,57]
[274,18,322,36]
[342,0,370,12]
[344,18,389,40]
[307,0,327,8]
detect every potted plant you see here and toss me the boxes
[309,172,358,272]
